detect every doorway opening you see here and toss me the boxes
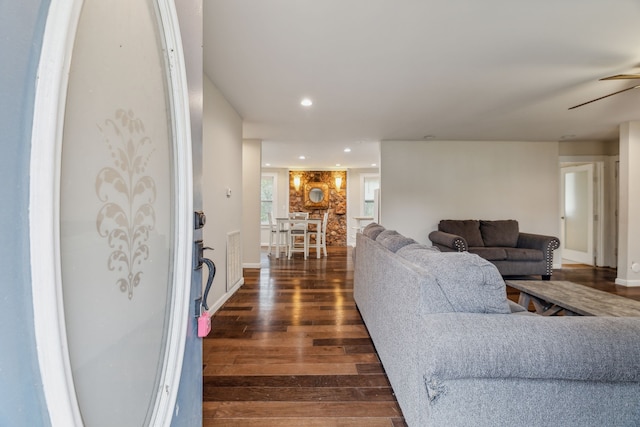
[560,159,617,268]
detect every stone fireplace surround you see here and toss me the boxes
[289,171,347,246]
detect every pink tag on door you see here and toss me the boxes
[198,311,211,337]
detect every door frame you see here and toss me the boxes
[560,163,599,265]
[29,0,193,425]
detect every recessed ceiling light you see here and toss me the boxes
[300,98,313,107]
[371,163,377,167]
[336,163,341,167]
[299,155,306,160]
[344,148,351,153]
[265,163,271,167]
[423,135,435,140]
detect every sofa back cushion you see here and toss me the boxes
[480,220,519,247]
[362,222,385,240]
[438,220,484,247]
[397,246,511,314]
[376,229,417,253]
[396,243,440,257]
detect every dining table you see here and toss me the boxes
[274,217,322,259]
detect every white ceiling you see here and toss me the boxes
[203,0,640,169]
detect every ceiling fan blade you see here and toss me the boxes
[568,85,640,110]
[600,74,640,80]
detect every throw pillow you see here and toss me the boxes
[480,220,519,247]
[362,223,385,240]
[438,220,484,247]
[407,251,511,314]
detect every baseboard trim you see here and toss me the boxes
[207,279,244,313]
[243,263,261,269]
[614,278,640,287]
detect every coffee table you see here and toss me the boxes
[505,280,640,317]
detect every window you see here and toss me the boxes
[362,175,379,217]
[261,173,277,224]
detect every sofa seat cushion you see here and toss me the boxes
[504,247,544,262]
[468,247,507,261]
[438,220,484,247]
[397,247,511,314]
[376,229,417,252]
[480,220,519,247]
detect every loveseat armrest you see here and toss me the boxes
[517,232,560,253]
[517,232,560,278]
[428,230,467,252]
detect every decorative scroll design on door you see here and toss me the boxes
[96,109,156,299]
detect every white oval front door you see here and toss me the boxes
[30,0,194,425]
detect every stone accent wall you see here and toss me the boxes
[289,170,347,246]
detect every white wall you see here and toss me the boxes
[559,139,618,156]
[242,139,261,267]
[203,75,244,310]
[380,140,561,265]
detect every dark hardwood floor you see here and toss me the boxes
[203,247,640,426]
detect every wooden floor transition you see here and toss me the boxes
[202,246,640,426]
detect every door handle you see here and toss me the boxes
[200,252,215,311]
[194,239,216,310]
[194,240,215,338]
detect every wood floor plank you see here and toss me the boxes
[286,324,367,333]
[344,344,376,354]
[312,338,373,347]
[223,353,378,365]
[203,374,392,388]
[206,363,359,376]
[203,417,398,427]
[250,330,370,340]
[203,401,403,419]
[203,386,396,402]
[204,346,348,361]
[204,337,316,348]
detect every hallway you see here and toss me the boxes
[202,247,639,426]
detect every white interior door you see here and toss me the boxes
[561,164,594,265]
[30,0,194,425]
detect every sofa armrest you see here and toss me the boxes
[428,230,467,252]
[421,313,640,384]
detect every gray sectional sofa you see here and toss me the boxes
[428,219,560,280]
[354,223,640,427]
